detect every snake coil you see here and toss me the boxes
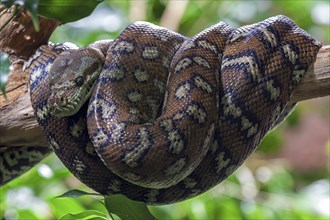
[22,15,322,204]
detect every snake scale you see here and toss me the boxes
[5,15,322,205]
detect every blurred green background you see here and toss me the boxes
[1,0,329,219]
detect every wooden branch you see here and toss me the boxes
[0,6,59,148]
[0,91,48,147]
[0,6,329,149]
[0,6,60,60]
[290,45,330,103]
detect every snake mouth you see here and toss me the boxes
[48,80,96,117]
[50,100,81,117]
[48,92,82,117]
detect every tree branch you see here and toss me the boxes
[290,45,330,103]
[0,6,59,148]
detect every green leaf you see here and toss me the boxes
[24,0,40,31]
[1,0,101,28]
[37,0,103,23]
[55,189,101,198]
[49,197,86,219]
[104,194,157,220]
[59,210,109,220]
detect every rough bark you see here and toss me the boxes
[0,6,59,148]
[290,45,330,103]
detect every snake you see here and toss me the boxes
[3,15,321,205]
[0,146,51,185]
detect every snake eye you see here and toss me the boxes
[75,76,84,87]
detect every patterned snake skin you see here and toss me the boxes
[0,147,51,185]
[23,15,322,204]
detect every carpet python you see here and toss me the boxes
[2,15,322,204]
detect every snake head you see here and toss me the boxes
[48,47,105,117]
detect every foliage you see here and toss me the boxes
[1,152,328,219]
[0,0,329,219]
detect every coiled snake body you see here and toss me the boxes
[22,15,322,204]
